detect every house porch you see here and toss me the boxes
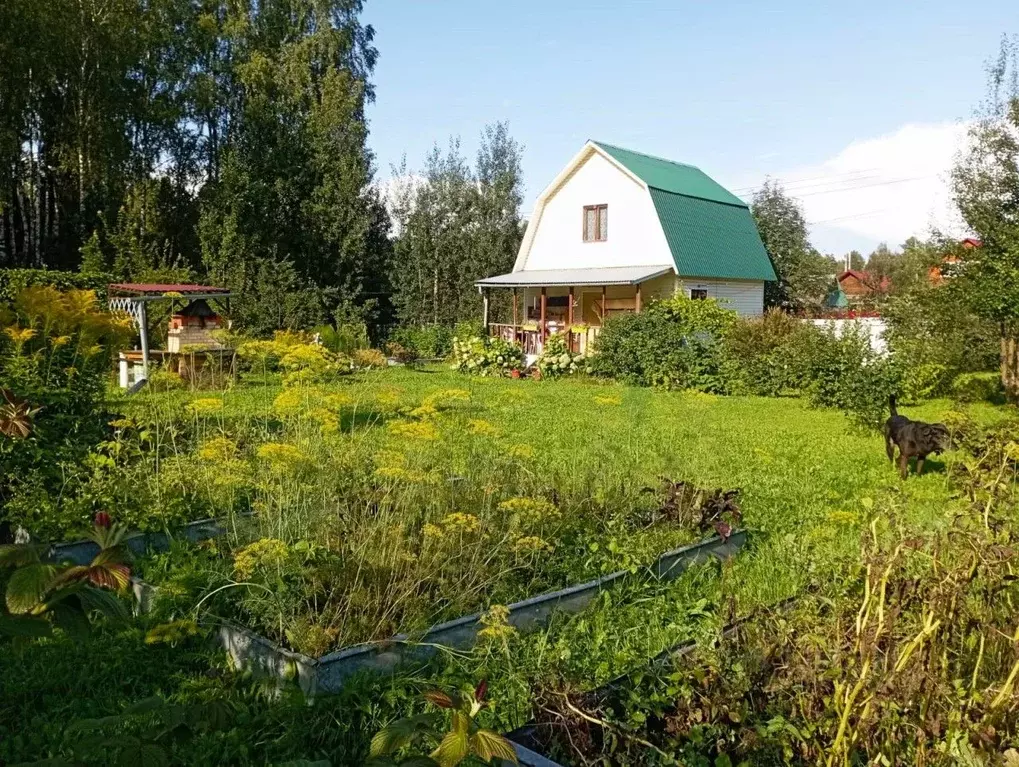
[476,265,675,356]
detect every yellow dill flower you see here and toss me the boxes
[272,388,309,415]
[374,450,407,469]
[497,496,559,521]
[441,512,482,533]
[4,326,36,344]
[467,419,499,437]
[408,402,439,419]
[388,420,438,441]
[827,510,859,525]
[374,466,409,482]
[593,395,621,406]
[187,398,224,415]
[512,535,554,554]
[422,388,471,408]
[478,604,516,642]
[198,436,239,462]
[323,391,352,409]
[233,538,290,579]
[507,443,534,459]
[309,407,339,435]
[52,335,72,347]
[256,442,311,469]
[421,523,443,539]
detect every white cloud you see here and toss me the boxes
[738,122,973,253]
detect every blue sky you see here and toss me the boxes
[364,1,1019,255]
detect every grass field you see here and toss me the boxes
[3,366,1009,765]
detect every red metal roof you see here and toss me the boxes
[108,283,230,295]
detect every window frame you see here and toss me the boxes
[582,204,608,243]
[690,288,709,300]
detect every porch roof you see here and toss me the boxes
[476,265,673,288]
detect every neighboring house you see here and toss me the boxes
[929,238,981,284]
[837,269,890,301]
[476,141,776,354]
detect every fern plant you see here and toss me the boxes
[368,682,518,767]
[0,514,131,645]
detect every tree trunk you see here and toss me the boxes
[1002,328,1019,403]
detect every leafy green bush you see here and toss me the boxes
[391,322,484,360]
[592,296,736,390]
[451,336,523,377]
[883,286,999,396]
[950,371,1003,403]
[789,323,901,430]
[390,325,454,359]
[0,269,114,305]
[316,322,370,355]
[720,309,808,396]
[0,287,133,537]
[536,333,586,378]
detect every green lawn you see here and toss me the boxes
[2,367,1007,765]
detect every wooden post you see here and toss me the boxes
[482,288,490,334]
[138,300,150,379]
[539,286,547,345]
[512,287,518,336]
[635,281,642,313]
[600,285,607,324]
[567,285,575,352]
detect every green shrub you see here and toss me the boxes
[390,325,454,358]
[720,309,808,396]
[0,287,133,536]
[147,368,187,393]
[315,322,369,355]
[592,296,736,390]
[536,333,586,378]
[0,268,114,304]
[789,323,901,430]
[950,371,1003,403]
[352,348,387,369]
[451,335,523,377]
[883,286,999,394]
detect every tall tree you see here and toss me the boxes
[391,123,524,327]
[751,179,833,310]
[951,35,1019,400]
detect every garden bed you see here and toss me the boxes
[136,530,746,695]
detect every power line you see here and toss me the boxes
[730,168,884,195]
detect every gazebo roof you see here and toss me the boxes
[109,283,231,296]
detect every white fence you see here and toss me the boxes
[807,317,887,354]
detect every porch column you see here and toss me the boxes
[568,286,575,326]
[482,288,490,334]
[540,286,547,345]
[601,285,607,323]
[567,286,575,352]
[635,281,642,313]
[512,287,518,330]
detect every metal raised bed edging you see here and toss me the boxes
[218,530,748,695]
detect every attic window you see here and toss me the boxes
[583,205,607,242]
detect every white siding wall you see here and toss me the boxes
[678,278,764,316]
[519,151,672,271]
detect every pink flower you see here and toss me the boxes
[94,511,112,529]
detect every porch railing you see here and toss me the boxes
[489,323,601,357]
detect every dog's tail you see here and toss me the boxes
[889,394,898,417]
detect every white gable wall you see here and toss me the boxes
[519,151,674,272]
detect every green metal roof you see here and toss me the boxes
[594,142,747,207]
[649,188,778,281]
[593,141,776,282]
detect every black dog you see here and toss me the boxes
[884,395,949,479]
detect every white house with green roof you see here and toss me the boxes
[477,141,776,355]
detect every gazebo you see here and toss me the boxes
[107,283,236,387]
